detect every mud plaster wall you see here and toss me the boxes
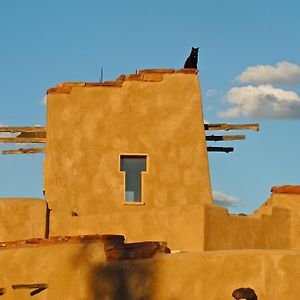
[0,198,46,241]
[203,204,291,250]
[45,73,212,215]
[45,72,211,250]
[0,241,107,300]
[259,193,300,249]
[0,245,299,299]
[108,249,300,300]
[49,204,205,252]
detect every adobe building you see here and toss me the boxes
[0,68,299,299]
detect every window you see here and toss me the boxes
[120,155,147,203]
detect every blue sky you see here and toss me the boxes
[0,0,299,213]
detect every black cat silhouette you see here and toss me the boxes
[184,47,199,69]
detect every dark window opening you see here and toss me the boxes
[120,155,147,202]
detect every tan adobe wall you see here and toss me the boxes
[259,191,300,249]
[0,198,46,241]
[0,236,109,300]
[45,69,212,217]
[49,203,205,252]
[203,204,291,250]
[106,249,300,300]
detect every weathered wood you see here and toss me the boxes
[205,123,259,132]
[12,284,48,296]
[207,146,234,153]
[12,284,48,289]
[2,148,45,155]
[0,126,45,133]
[105,241,170,261]
[30,287,47,296]
[206,135,245,141]
[17,132,46,138]
[0,288,6,295]
[0,137,45,143]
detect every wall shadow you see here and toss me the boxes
[90,259,155,300]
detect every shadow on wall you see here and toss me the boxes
[90,260,155,300]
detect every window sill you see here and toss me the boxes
[124,202,145,206]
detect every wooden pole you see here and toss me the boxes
[12,284,48,296]
[2,148,45,155]
[207,146,234,153]
[205,123,259,131]
[12,283,48,289]
[0,137,45,143]
[0,126,46,133]
[206,135,245,141]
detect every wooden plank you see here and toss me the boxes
[0,126,46,133]
[12,284,48,296]
[30,287,47,296]
[17,132,46,138]
[2,148,45,155]
[207,146,234,153]
[205,123,259,131]
[0,137,45,143]
[12,284,48,289]
[206,135,245,141]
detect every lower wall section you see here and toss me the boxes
[0,243,299,299]
[0,240,107,300]
[137,249,300,300]
[0,198,47,241]
[265,193,300,249]
[49,204,205,252]
[204,204,291,250]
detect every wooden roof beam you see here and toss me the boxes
[207,146,234,153]
[206,135,245,141]
[205,123,259,132]
[2,148,45,155]
[0,137,45,143]
[0,126,46,133]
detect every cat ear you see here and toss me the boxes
[196,47,199,50]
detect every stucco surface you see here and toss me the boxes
[50,204,205,251]
[256,193,300,249]
[45,72,212,216]
[0,198,46,241]
[88,249,300,300]
[0,241,107,300]
[1,242,299,299]
[204,204,291,250]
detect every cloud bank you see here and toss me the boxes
[236,61,300,85]
[218,61,300,119]
[218,85,300,119]
[212,190,238,208]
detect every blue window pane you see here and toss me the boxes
[120,156,147,202]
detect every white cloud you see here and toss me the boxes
[40,95,47,105]
[236,61,300,85]
[218,85,300,119]
[206,89,218,98]
[213,190,238,207]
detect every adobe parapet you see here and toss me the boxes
[47,68,198,94]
